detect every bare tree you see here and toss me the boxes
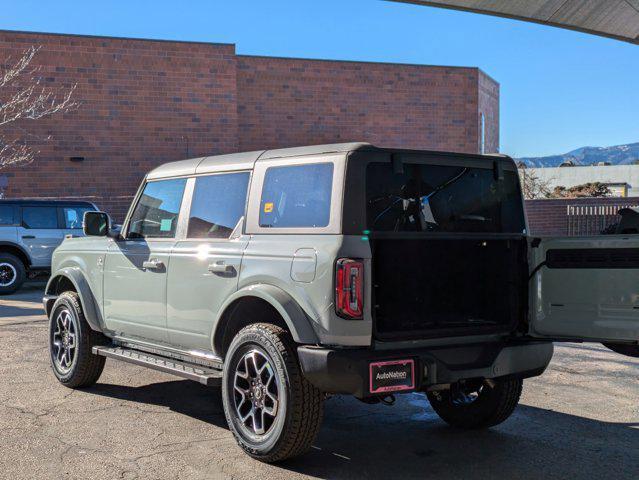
[518,167,553,199]
[519,165,611,199]
[0,46,79,169]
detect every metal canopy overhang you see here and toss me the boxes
[389,1,639,45]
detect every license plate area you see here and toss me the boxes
[369,359,415,394]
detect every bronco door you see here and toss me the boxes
[529,235,639,343]
[19,205,65,267]
[103,178,187,344]
[166,172,251,351]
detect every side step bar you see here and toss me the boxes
[92,346,223,386]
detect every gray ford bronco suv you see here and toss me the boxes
[44,143,639,462]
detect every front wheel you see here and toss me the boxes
[222,323,324,463]
[426,377,523,429]
[48,291,107,388]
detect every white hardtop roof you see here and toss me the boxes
[146,142,516,180]
[146,143,373,180]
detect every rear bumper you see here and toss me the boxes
[298,340,553,398]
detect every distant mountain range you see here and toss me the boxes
[516,142,639,168]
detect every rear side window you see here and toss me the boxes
[259,163,333,228]
[128,178,186,239]
[63,206,94,229]
[22,207,58,229]
[187,172,250,239]
[0,206,15,225]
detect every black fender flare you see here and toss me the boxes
[213,284,319,348]
[0,241,32,266]
[45,267,105,332]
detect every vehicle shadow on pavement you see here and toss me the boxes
[0,303,44,317]
[88,380,229,428]
[0,283,48,326]
[84,381,638,480]
[281,394,639,480]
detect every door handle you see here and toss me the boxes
[142,259,164,270]
[22,235,35,239]
[208,261,235,274]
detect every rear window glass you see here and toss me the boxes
[22,207,58,229]
[0,206,14,225]
[259,163,333,228]
[366,162,525,233]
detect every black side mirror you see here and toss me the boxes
[84,211,113,237]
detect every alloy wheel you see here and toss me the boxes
[0,262,16,287]
[233,349,280,436]
[51,308,78,374]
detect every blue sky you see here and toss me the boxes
[1,0,637,158]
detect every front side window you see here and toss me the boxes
[0,206,15,225]
[63,206,94,229]
[128,178,186,239]
[187,172,250,239]
[259,163,333,228]
[22,207,58,229]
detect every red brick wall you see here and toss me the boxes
[0,32,239,220]
[525,196,639,236]
[237,56,486,153]
[0,31,498,221]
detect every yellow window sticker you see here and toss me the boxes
[264,202,274,213]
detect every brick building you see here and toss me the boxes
[0,30,499,220]
[525,196,639,236]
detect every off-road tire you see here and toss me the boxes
[427,377,523,429]
[222,323,324,463]
[49,291,107,388]
[0,252,26,295]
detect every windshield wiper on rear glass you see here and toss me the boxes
[370,167,469,230]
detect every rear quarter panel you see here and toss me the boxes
[240,234,372,346]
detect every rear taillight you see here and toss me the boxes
[335,258,364,319]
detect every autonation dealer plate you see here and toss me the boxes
[369,359,415,394]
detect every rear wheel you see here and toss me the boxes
[426,377,523,429]
[222,323,324,463]
[0,253,26,295]
[48,291,106,388]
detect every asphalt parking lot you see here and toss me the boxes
[0,283,637,480]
